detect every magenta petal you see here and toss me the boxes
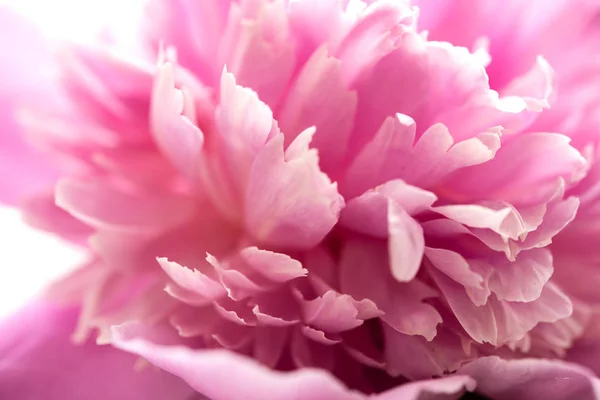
[460,356,600,400]
[0,302,194,400]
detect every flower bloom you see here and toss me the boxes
[3,0,600,399]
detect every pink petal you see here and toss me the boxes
[376,375,475,400]
[333,1,417,86]
[340,238,441,340]
[278,46,357,177]
[388,200,425,282]
[445,133,587,205]
[150,61,204,181]
[300,290,381,333]
[344,116,500,197]
[0,302,194,400]
[239,246,308,283]
[433,202,523,240]
[501,56,555,112]
[431,266,572,345]
[425,247,489,306]
[219,0,296,108]
[340,180,435,237]
[215,69,279,192]
[143,0,229,84]
[478,248,554,302]
[158,258,225,301]
[383,325,474,380]
[459,356,600,400]
[56,178,196,233]
[113,322,366,400]
[244,130,344,250]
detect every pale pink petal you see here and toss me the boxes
[344,116,500,197]
[150,61,204,181]
[425,247,489,306]
[143,0,230,84]
[500,56,555,112]
[113,322,366,400]
[333,1,417,86]
[340,238,442,340]
[278,46,357,176]
[239,247,308,283]
[431,266,572,345]
[433,203,523,240]
[300,290,381,333]
[340,180,436,237]
[388,200,425,282]
[376,375,475,400]
[219,0,296,108]
[445,133,587,205]
[56,178,196,233]
[477,248,554,302]
[215,70,279,192]
[459,356,600,400]
[244,130,344,250]
[383,326,474,380]
[158,258,225,301]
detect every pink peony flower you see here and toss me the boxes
[3,0,600,399]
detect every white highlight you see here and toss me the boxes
[0,206,87,319]
[1,0,146,42]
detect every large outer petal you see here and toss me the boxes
[113,322,475,400]
[0,302,194,400]
[460,356,600,400]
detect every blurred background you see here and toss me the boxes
[0,0,146,318]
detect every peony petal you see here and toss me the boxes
[445,133,587,205]
[239,247,308,283]
[215,69,279,193]
[278,46,357,177]
[113,322,366,400]
[460,356,600,400]
[300,290,381,333]
[245,130,344,250]
[383,325,475,380]
[158,258,225,301]
[219,0,296,107]
[340,238,442,340]
[143,0,230,83]
[150,61,204,181]
[0,302,194,400]
[425,247,489,306]
[376,375,475,400]
[56,178,196,233]
[431,266,572,345]
[388,200,425,282]
[344,116,500,197]
[479,248,554,302]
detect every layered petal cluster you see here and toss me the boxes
[7,0,600,398]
